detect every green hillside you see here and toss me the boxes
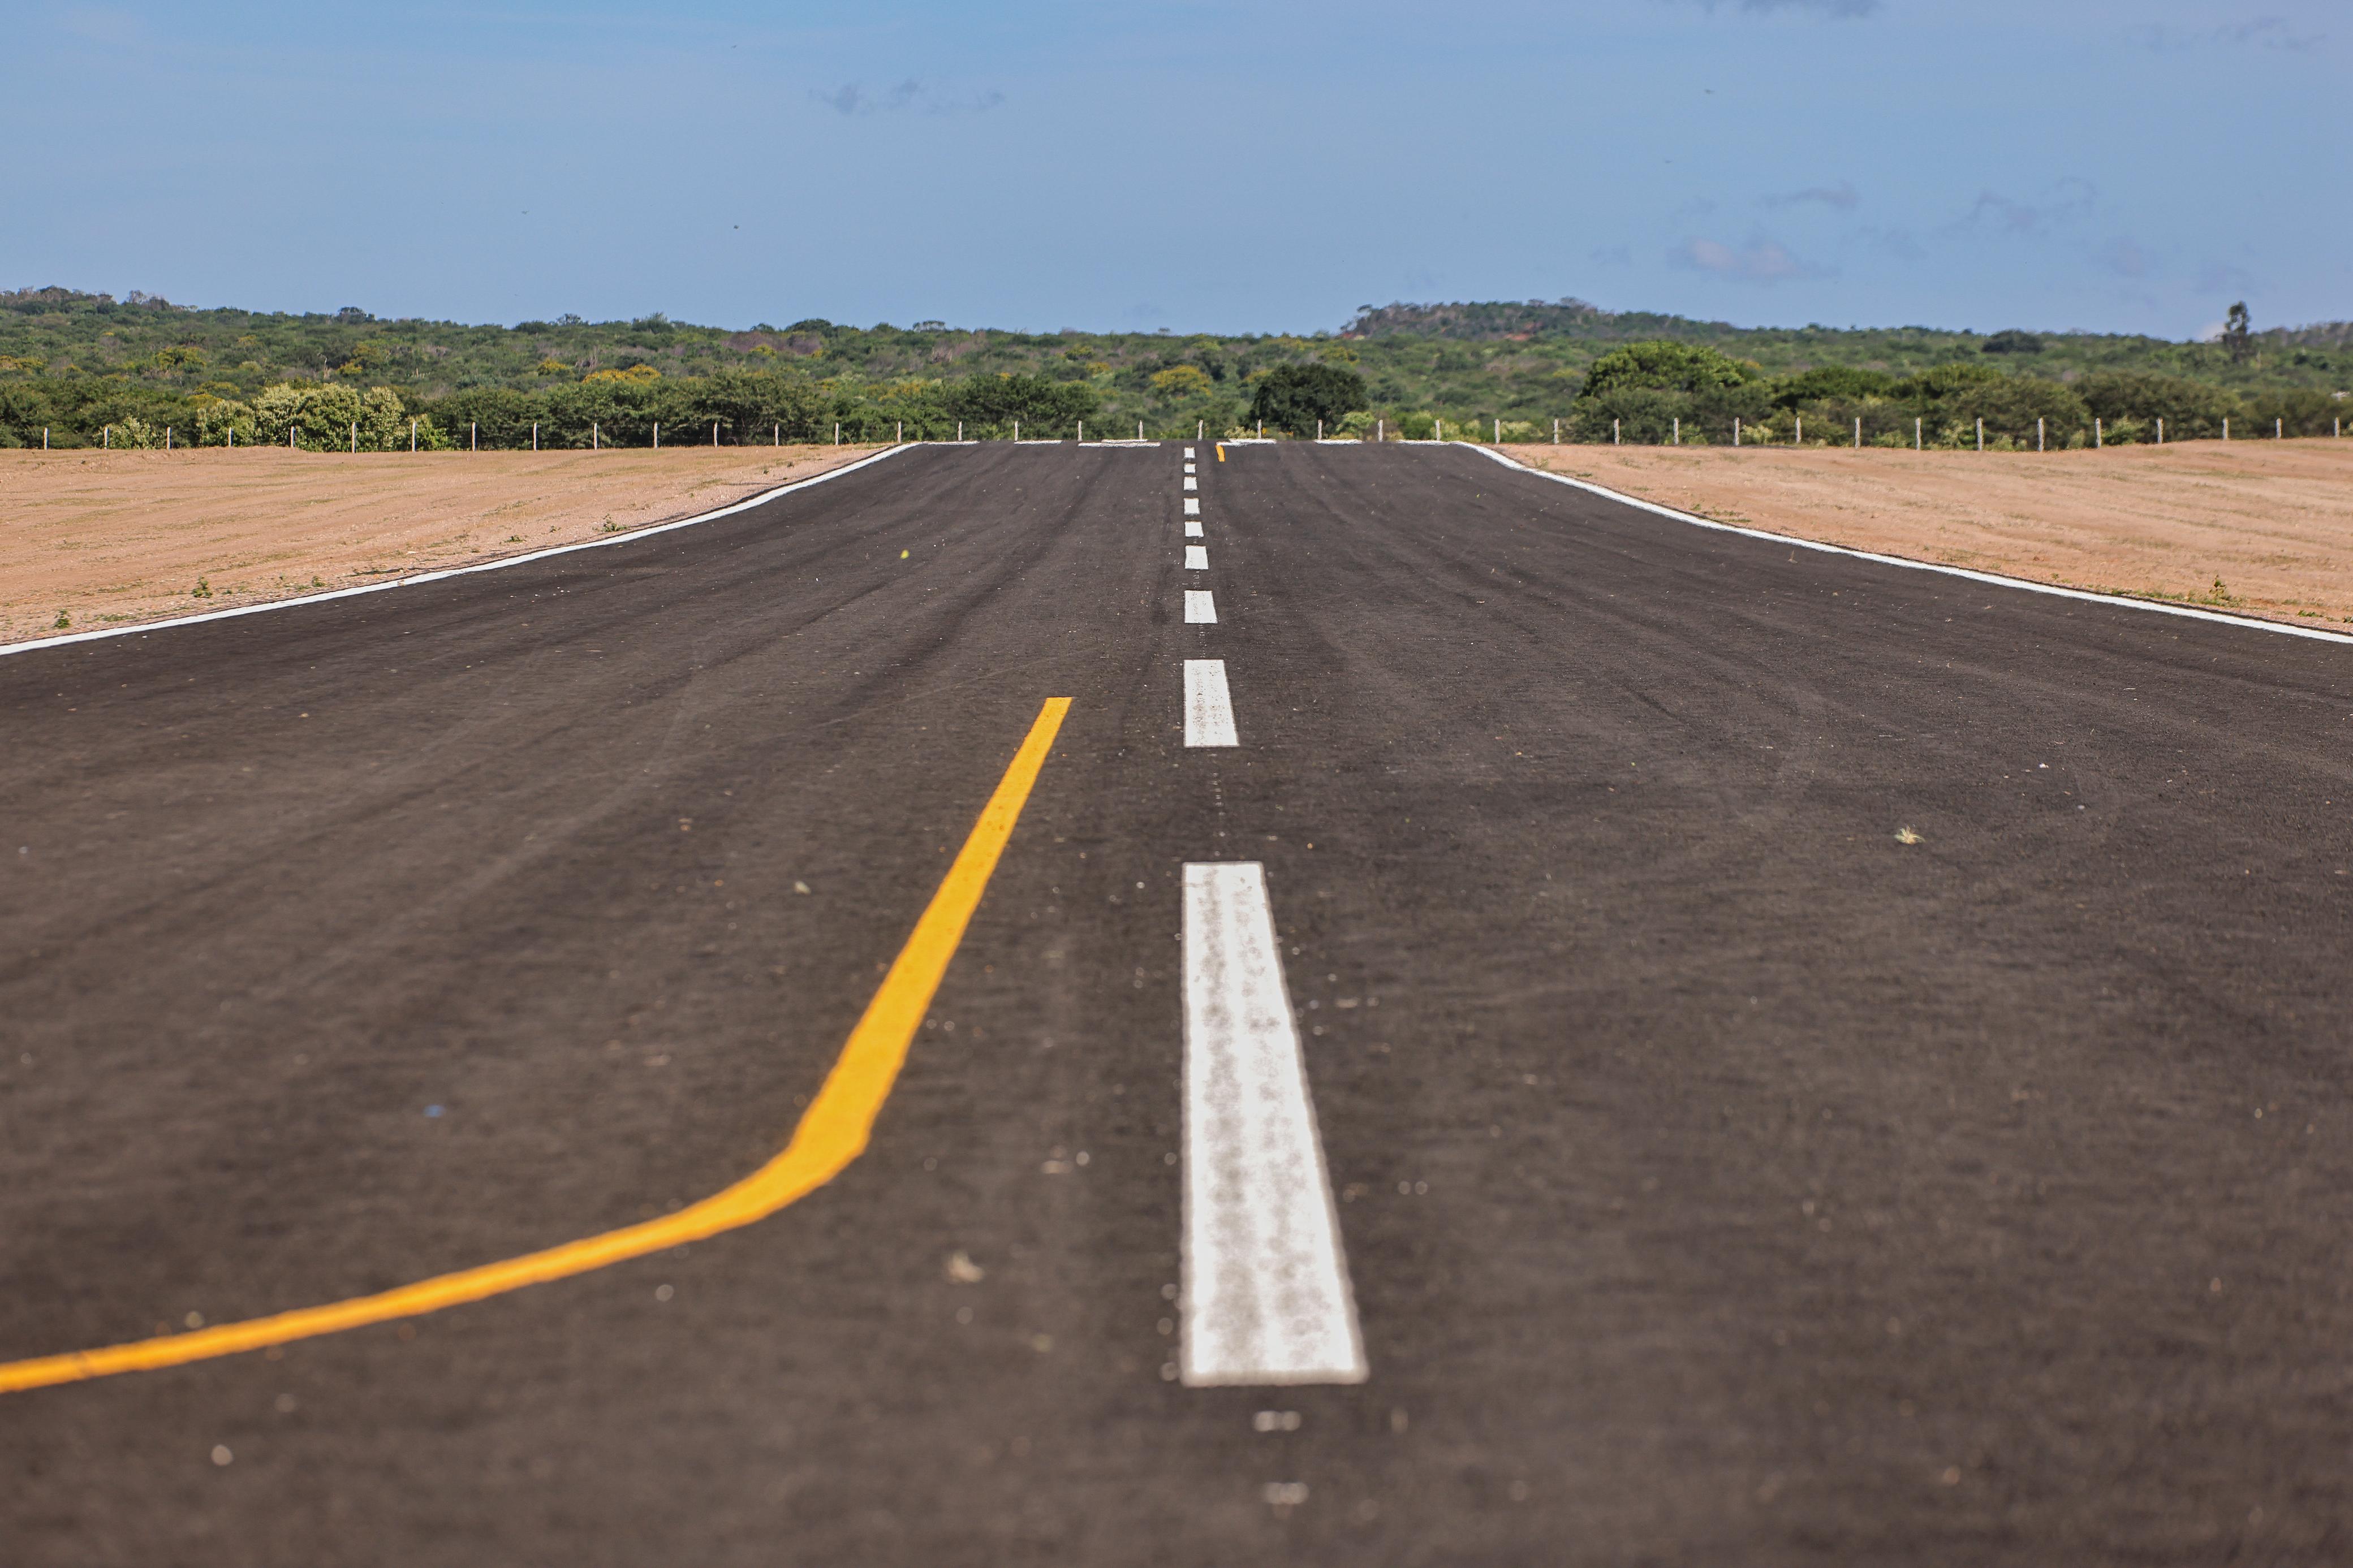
[1,286,2343,451]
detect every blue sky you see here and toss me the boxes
[6,1,2342,339]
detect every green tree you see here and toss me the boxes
[944,372,1098,434]
[1576,340,1759,399]
[1248,363,1367,435]
[2222,303,2252,365]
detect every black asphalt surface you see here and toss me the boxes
[8,440,2353,1563]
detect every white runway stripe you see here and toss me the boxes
[1184,447,1195,458]
[1185,519,1204,538]
[1183,476,1198,491]
[1185,545,1209,570]
[1183,659,1238,747]
[1184,463,1197,474]
[1180,863,1366,1386]
[1184,590,1217,624]
[1184,498,1200,516]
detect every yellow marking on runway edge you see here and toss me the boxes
[0,697,1074,1396]
[1216,444,1225,461]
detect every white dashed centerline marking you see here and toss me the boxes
[1183,659,1238,747]
[1184,590,1217,624]
[1185,545,1209,571]
[1184,447,1195,458]
[1184,498,1200,516]
[1185,519,1204,538]
[1180,863,1367,1386]
[1183,476,1198,491]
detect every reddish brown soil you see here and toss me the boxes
[0,444,881,643]
[1499,439,2353,630]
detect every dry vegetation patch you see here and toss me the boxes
[0,445,881,643]
[1501,440,2353,629]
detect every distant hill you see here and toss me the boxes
[0,286,2342,450]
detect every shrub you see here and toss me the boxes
[1769,365,1896,407]
[251,382,441,450]
[1150,365,1214,398]
[2075,371,2238,440]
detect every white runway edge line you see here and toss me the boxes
[2,444,920,658]
[1184,590,1218,624]
[1186,520,1204,538]
[1183,659,1239,747]
[1185,545,1210,571]
[1463,443,2353,648]
[1180,863,1367,1386]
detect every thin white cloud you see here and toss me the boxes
[1673,234,1820,282]
[2132,16,2326,52]
[1669,0,1881,15]
[813,79,1003,116]
[1955,179,2096,238]
[1761,181,1859,211]
[2097,237,2149,279]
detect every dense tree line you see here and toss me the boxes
[1563,341,2345,448]
[0,286,2342,450]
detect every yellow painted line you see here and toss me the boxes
[1216,444,1225,461]
[0,697,1073,1397]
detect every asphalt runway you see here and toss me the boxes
[8,439,2353,1563]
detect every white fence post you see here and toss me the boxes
[1613,418,1620,444]
[1553,417,1559,444]
[1795,415,1802,444]
[593,422,600,450]
[350,420,356,453]
[471,421,477,451]
[1976,417,1983,452]
[1673,417,1679,445]
[1733,420,1740,447]
[411,418,418,452]
[1853,416,1860,448]
[2223,417,2230,440]
[2038,417,2045,452]
[2095,418,2102,448]
[2157,418,2164,444]
[1914,417,1921,450]
[1493,417,1499,442]
[654,421,660,448]
[712,420,718,447]
[532,422,538,451]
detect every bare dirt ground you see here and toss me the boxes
[0,444,884,645]
[1499,439,2353,631]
